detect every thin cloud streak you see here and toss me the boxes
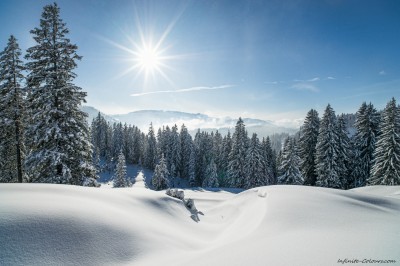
[130,84,235,97]
[291,83,319,92]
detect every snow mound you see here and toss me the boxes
[0,184,399,266]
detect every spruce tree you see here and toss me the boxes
[244,133,267,188]
[0,35,26,183]
[152,154,169,190]
[144,123,157,170]
[179,124,192,179]
[25,3,97,185]
[262,136,276,185]
[368,98,400,185]
[298,109,319,186]
[278,137,303,185]
[353,102,380,187]
[315,104,341,188]
[336,114,353,189]
[113,151,128,188]
[202,159,219,188]
[227,118,248,188]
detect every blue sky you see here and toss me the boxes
[0,0,399,127]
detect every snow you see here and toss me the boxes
[1,182,399,266]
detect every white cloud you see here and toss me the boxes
[307,77,320,82]
[130,84,235,97]
[379,70,387,75]
[326,76,335,80]
[291,83,319,92]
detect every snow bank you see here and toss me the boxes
[0,184,399,266]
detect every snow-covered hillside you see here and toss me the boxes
[1,183,399,266]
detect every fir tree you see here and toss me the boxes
[336,114,353,189]
[188,145,196,187]
[353,102,380,187]
[278,137,303,185]
[315,104,341,188]
[298,109,319,186]
[244,133,267,188]
[25,3,97,185]
[202,159,219,188]
[144,123,157,170]
[0,35,26,183]
[152,154,169,190]
[227,118,248,188]
[262,136,276,185]
[179,124,192,180]
[113,151,128,188]
[369,98,400,185]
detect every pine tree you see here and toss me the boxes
[353,102,380,187]
[202,159,219,188]
[262,136,276,185]
[144,123,157,170]
[152,154,169,190]
[188,145,197,187]
[336,114,353,189]
[113,151,128,188]
[368,98,400,185]
[278,137,303,185]
[227,118,248,188]
[244,133,267,188]
[315,104,341,188]
[298,109,319,186]
[179,124,192,180]
[0,35,26,183]
[25,3,97,185]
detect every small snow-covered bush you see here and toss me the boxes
[166,188,185,200]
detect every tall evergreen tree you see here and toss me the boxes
[113,151,129,188]
[262,136,276,185]
[278,137,303,185]
[227,118,248,188]
[152,154,169,190]
[179,124,192,179]
[368,98,400,185]
[144,123,157,170]
[298,109,319,186]
[202,159,219,188]
[315,104,341,188]
[336,114,353,189]
[25,3,97,185]
[353,102,380,187]
[0,35,26,183]
[244,133,267,188]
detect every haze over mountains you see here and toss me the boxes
[82,106,298,137]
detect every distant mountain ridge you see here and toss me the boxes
[81,106,298,137]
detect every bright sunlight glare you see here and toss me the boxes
[137,45,161,72]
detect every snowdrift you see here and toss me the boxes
[0,184,399,266]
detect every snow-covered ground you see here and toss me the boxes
[1,181,399,266]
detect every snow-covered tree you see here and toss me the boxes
[262,136,276,185]
[179,124,192,179]
[0,35,26,183]
[315,104,341,188]
[244,133,267,188]
[202,159,219,188]
[113,151,129,188]
[336,114,353,189]
[278,137,303,185]
[25,3,97,185]
[353,102,380,187]
[144,123,157,170]
[188,146,196,187]
[298,109,319,186]
[152,154,169,190]
[168,124,181,177]
[227,118,248,188]
[368,98,400,185]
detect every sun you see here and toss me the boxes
[137,45,161,72]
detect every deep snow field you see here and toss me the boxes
[1,174,399,266]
